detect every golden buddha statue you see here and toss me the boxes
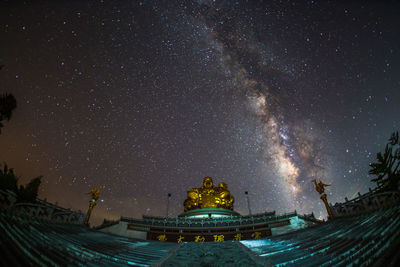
[184,177,234,212]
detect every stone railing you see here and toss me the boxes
[121,211,297,228]
[141,210,277,223]
[330,190,400,218]
[0,189,84,224]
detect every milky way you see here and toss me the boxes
[190,2,341,211]
[1,1,399,224]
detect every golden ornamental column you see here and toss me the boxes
[312,179,334,220]
[84,185,104,227]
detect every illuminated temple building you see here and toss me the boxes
[97,177,318,242]
[1,177,400,266]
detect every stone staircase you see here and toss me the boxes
[155,241,265,266]
[0,213,177,266]
[241,205,400,266]
[1,205,399,266]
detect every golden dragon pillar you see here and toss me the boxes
[84,185,104,226]
[312,179,333,220]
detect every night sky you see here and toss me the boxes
[1,0,399,225]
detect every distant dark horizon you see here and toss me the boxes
[1,0,399,225]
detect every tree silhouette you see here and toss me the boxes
[0,93,17,133]
[369,131,400,191]
[0,163,18,193]
[17,176,42,203]
[0,162,43,203]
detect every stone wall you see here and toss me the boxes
[330,190,400,218]
[0,189,84,224]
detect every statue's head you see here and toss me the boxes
[203,177,214,189]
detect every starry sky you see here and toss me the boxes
[1,0,399,225]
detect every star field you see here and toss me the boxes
[0,0,399,224]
